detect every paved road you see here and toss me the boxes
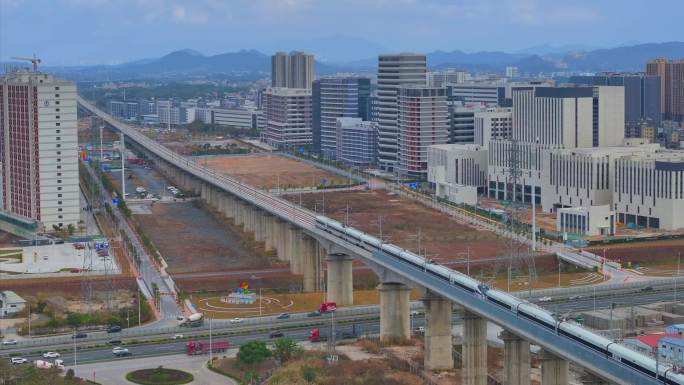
[82,161,182,322]
[71,354,236,385]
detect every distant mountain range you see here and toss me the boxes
[6,41,684,81]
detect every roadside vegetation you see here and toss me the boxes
[0,364,97,385]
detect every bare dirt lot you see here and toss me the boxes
[588,239,684,268]
[134,200,279,275]
[287,190,506,263]
[200,154,350,189]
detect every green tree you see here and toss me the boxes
[66,224,76,235]
[272,337,300,363]
[237,340,271,366]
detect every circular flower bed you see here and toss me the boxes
[125,367,194,385]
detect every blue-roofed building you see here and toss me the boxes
[660,336,684,365]
[666,324,684,335]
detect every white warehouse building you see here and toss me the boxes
[541,142,660,212]
[613,151,684,230]
[427,144,488,205]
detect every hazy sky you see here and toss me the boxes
[0,0,680,65]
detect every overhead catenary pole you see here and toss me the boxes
[121,132,126,201]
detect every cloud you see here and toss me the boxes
[171,5,208,24]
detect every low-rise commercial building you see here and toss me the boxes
[212,107,261,130]
[614,151,684,229]
[0,291,26,316]
[427,144,488,205]
[556,205,615,237]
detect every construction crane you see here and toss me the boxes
[11,54,41,71]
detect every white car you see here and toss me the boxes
[42,352,60,358]
[112,347,130,356]
[230,318,243,324]
[538,296,553,303]
[10,357,28,364]
[172,334,184,340]
[1,339,17,345]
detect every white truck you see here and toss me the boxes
[178,312,204,327]
[35,359,64,369]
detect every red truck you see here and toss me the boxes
[319,302,337,313]
[308,328,327,343]
[185,340,230,355]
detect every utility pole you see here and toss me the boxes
[120,132,126,201]
[138,291,141,326]
[531,137,539,252]
[73,328,78,373]
[676,252,681,303]
[209,317,213,362]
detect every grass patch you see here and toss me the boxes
[126,367,194,385]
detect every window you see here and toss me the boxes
[56,130,60,133]
[57,165,61,169]
[58,208,62,212]
[56,137,60,141]
[55,108,60,112]
[57,194,62,198]
[56,115,60,119]
[56,123,60,126]
[55,94,60,97]
[57,180,62,183]
[55,86,60,90]
[57,187,62,191]
[56,151,61,155]
[58,201,62,205]
[55,101,60,104]
[56,144,61,148]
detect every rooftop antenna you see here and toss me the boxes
[11,54,41,71]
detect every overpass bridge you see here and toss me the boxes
[78,96,675,385]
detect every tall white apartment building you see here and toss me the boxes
[0,72,79,230]
[397,85,449,179]
[262,87,312,149]
[376,54,427,172]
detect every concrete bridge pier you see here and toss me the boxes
[235,200,246,227]
[262,213,275,251]
[422,292,453,370]
[222,194,235,222]
[200,182,209,202]
[287,226,302,274]
[463,310,487,385]
[253,208,265,242]
[301,233,321,292]
[326,253,354,305]
[379,282,411,342]
[274,218,288,261]
[539,349,569,385]
[500,330,530,385]
[244,204,256,234]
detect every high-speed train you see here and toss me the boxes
[315,215,684,385]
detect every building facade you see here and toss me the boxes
[447,84,507,106]
[613,151,684,229]
[473,107,513,146]
[312,77,371,159]
[512,86,625,147]
[0,72,79,230]
[109,100,139,120]
[212,107,261,129]
[336,117,377,167]
[271,51,315,89]
[647,58,684,122]
[261,87,312,149]
[397,86,449,179]
[428,144,488,205]
[569,73,662,135]
[376,54,427,172]
[427,69,468,87]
